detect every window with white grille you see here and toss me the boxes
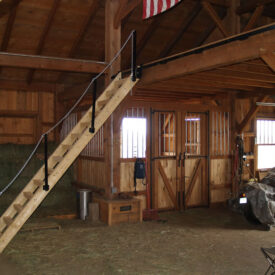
[121,108,146,158]
[158,112,176,157]
[256,119,275,169]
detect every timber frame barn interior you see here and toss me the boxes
[0,0,275,256]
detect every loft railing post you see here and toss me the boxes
[43,134,49,191]
[131,30,137,82]
[89,80,97,134]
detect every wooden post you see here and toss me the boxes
[105,0,122,198]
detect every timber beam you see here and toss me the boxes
[261,51,275,72]
[139,25,275,85]
[0,79,63,93]
[237,95,269,133]
[0,52,106,73]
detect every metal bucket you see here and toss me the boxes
[77,189,91,220]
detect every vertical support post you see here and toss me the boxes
[89,80,97,133]
[43,134,49,191]
[131,30,137,82]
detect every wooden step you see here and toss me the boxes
[33,179,44,187]
[71,133,80,140]
[105,89,116,98]
[23,192,33,200]
[3,217,13,226]
[97,99,109,108]
[13,204,23,213]
[80,121,90,128]
[48,168,54,174]
[62,144,71,151]
[52,156,63,162]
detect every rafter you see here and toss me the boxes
[236,0,275,14]
[26,0,61,84]
[193,9,227,47]
[202,1,229,37]
[57,0,99,83]
[243,5,264,32]
[158,3,201,58]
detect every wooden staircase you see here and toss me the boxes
[0,73,138,253]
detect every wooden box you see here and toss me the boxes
[95,198,142,226]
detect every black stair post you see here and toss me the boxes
[89,80,97,134]
[43,134,49,191]
[131,30,137,82]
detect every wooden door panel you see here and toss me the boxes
[157,159,177,209]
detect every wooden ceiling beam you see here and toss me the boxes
[236,0,275,14]
[0,52,107,73]
[139,26,275,85]
[158,3,201,58]
[261,51,275,72]
[210,68,275,83]
[177,77,256,91]
[0,79,63,93]
[26,0,61,84]
[187,71,275,88]
[202,1,229,37]
[243,5,264,32]
[222,63,273,75]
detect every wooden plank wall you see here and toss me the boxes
[210,109,232,203]
[0,89,55,144]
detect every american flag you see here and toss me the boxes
[143,0,182,19]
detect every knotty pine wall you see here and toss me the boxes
[0,89,56,144]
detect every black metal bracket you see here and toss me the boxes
[43,134,49,191]
[89,80,97,134]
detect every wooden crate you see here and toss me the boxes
[95,198,142,226]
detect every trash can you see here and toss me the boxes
[77,189,91,220]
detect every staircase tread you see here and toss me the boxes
[33,179,44,186]
[23,191,33,199]
[3,216,13,226]
[14,204,23,212]
[52,156,63,162]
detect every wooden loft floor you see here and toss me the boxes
[135,23,275,103]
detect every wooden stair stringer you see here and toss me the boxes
[0,74,138,253]
[0,73,125,233]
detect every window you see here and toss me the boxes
[256,119,275,169]
[158,112,176,156]
[185,115,201,156]
[121,108,146,158]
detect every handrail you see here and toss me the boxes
[0,30,137,196]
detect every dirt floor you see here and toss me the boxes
[0,207,274,275]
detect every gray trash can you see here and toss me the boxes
[77,189,91,220]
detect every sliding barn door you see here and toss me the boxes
[183,112,209,208]
[151,110,179,210]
